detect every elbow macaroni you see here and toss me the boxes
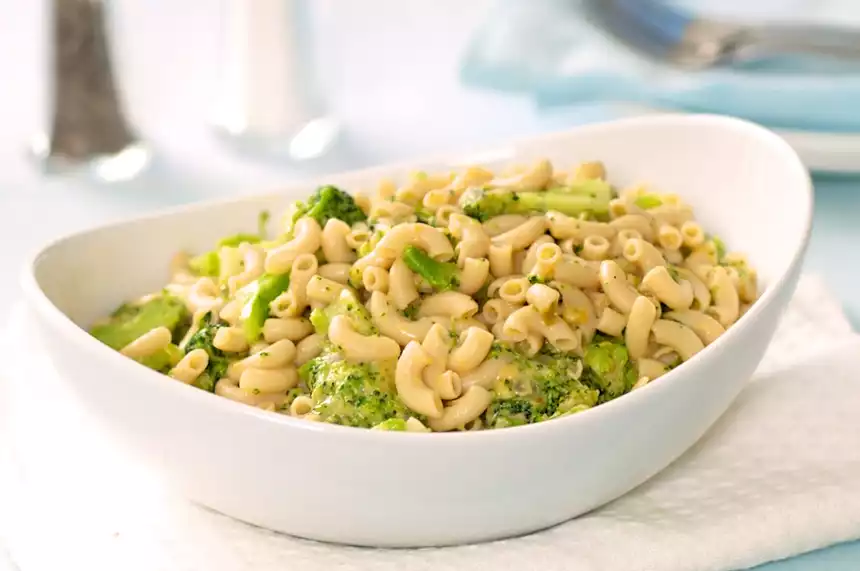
[265,217,322,275]
[448,327,494,374]
[395,342,443,419]
[492,217,547,250]
[421,324,461,400]
[329,315,401,363]
[388,257,420,310]
[418,291,480,320]
[98,158,759,431]
[458,257,490,295]
[369,291,433,346]
[427,386,493,432]
[651,319,705,362]
[169,349,208,384]
[321,219,356,263]
[640,266,694,310]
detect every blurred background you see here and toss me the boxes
[2,0,860,325]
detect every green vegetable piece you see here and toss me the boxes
[90,295,188,351]
[356,229,384,259]
[192,373,216,392]
[289,185,367,232]
[459,179,612,222]
[357,241,373,259]
[583,340,638,400]
[372,418,407,431]
[485,344,598,429]
[414,207,434,225]
[188,251,220,277]
[402,246,459,291]
[217,233,262,248]
[183,312,230,388]
[302,351,410,428]
[472,280,491,307]
[137,343,184,373]
[400,302,420,320]
[634,195,663,209]
[240,273,291,342]
[309,308,330,336]
[310,289,376,336]
[711,236,727,262]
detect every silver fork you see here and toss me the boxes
[584,0,860,70]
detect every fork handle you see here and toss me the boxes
[734,23,860,63]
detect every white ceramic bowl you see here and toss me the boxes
[21,115,812,548]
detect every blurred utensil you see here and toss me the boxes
[32,0,150,181]
[585,0,860,70]
[212,0,342,167]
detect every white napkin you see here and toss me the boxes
[2,274,860,571]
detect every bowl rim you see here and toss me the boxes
[20,113,814,444]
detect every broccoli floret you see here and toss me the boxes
[301,287,416,428]
[183,311,232,390]
[582,339,638,401]
[401,246,459,291]
[310,289,377,336]
[459,179,612,222]
[90,295,189,351]
[289,185,367,232]
[300,349,411,429]
[485,344,598,429]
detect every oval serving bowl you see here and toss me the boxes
[21,115,812,547]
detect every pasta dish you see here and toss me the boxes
[89,159,757,432]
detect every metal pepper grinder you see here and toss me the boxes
[32,0,150,181]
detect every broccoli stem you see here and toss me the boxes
[460,179,612,221]
[402,246,459,291]
[516,190,609,216]
[549,178,612,201]
[240,273,291,342]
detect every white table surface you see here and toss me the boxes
[1,1,859,569]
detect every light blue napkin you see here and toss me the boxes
[460,0,860,132]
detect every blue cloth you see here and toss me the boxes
[460,0,860,132]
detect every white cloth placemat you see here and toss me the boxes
[1,274,859,571]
